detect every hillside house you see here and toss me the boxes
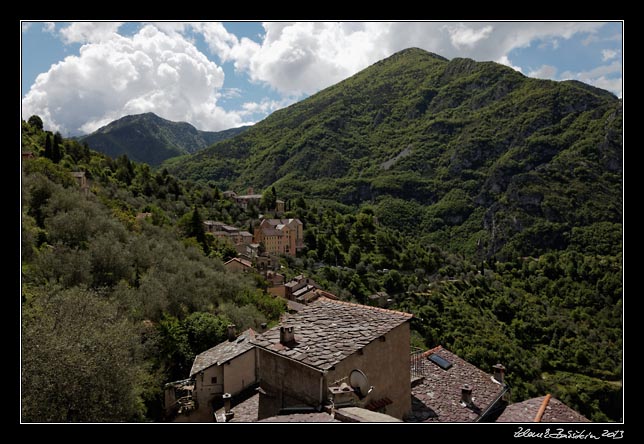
[203,221,253,246]
[253,218,304,257]
[252,297,413,420]
[284,274,320,302]
[406,346,509,422]
[224,257,253,273]
[495,395,590,423]
[189,327,258,420]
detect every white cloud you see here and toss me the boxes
[59,22,124,44]
[198,22,605,97]
[447,24,493,49]
[21,22,32,32]
[43,22,56,34]
[602,49,618,61]
[22,24,248,135]
[527,64,557,79]
[497,55,523,73]
[560,61,622,97]
[239,97,295,117]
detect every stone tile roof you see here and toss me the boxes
[228,393,260,422]
[259,412,339,422]
[496,395,590,423]
[251,297,412,370]
[189,329,256,377]
[407,346,506,422]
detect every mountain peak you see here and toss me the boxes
[81,113,249,165]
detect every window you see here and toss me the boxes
[428,354,453,370]
[211,377,217,384]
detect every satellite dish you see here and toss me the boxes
[349,369,372,398]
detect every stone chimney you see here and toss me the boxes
[493,364,506,384]
[280,326,295,344]
[227,324,236,341]
[223,393,234,422]
[460,384,473,407]
[260,322,267,332]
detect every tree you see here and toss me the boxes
[44,134,52,160]
[52,136,62,164]
[22,288,145,422]
[28,115,43,131]
[260,186,277,211]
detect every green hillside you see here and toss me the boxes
[81,112,249,166]
[166,48,622,260]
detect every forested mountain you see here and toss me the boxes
[165,48,622,260]
[80,112,249,165]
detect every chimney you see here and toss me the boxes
[248,187,254,195]
[493,364,506,384]
[280,326,295,344]
[223,393,234,422]
[460,384,473,407]
[260,322,267,332]
[227,324,236,341]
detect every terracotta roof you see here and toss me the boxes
[189,329,256,377]
[408,346,507,422]
[496,396,590,423]
[252,297,412,370]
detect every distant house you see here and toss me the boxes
[252,297,413,420]
[189,327,258,419]
[203,221,253,247]
[407,345,509,422]
[224,257,253,273]
[22,152,35,161]
[71,171,89,193]
[496,395,590,423]
[253,218,304,257]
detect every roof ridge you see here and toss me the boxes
[319,296,413,318]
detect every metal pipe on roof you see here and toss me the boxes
[534,394,552,422]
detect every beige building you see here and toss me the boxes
[252,297,413,420]
[189,327,258,419]
[254,218,304,257]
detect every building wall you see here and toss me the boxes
[223,349,257,395]
[225,260,251,273]
[326,321,411,419]
[268,285,285,298]
[257,349,326,420]
[194,365,224,410]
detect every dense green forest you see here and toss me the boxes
[21,46,622,422]
[21,118,284,421]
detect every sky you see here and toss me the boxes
[21,21,623,136]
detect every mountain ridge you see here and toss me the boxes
[81,112,250,165]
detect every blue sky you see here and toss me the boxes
[21,21,622,136]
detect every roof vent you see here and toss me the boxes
[280,326,295,345]
[460,384,473,407]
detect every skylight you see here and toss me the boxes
[429,354,453,370]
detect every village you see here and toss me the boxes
[163,189,591,424]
